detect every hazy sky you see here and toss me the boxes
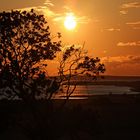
[0,0,140,76]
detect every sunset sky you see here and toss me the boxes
[0,0,140,76]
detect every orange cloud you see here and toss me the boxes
[102,55,140,64]
[126,21,140,29]
[127,21,140,25]
[105,28,120,32]
[121,2,140,9]
[44,0,54,7]
[16,6,56,18]
[53,12,90,25]
[101,55,140,75]
[120,10,128,15]
[52,5,91,25]
[117,41,140,47]
[120,2,140,15]
[17,2,90,26]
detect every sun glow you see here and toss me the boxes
[64,13,77,30]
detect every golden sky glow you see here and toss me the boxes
[64,13,77,30]
[0,0,140,76]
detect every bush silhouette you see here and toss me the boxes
[58,45,105,99]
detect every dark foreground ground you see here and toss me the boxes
[0,94,140,140]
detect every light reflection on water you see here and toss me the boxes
[56,85,139,99]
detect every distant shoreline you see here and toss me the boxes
[65,80,140,93]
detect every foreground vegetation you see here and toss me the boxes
[0,94,140,140]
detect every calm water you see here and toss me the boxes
[56,85,140,99]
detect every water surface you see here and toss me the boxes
[56,85,139,99]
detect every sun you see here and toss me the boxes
[64,13,77,30]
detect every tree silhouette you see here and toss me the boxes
[0,9,105,101]
[0,9,61,101]
[58,45,105,100]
